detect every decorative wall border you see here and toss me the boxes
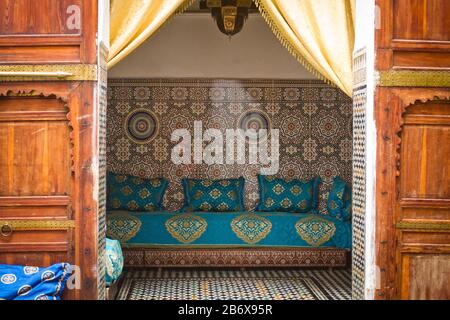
[377,70,450,87]
[123,248,350,268]
[0,220,75,230]
[396,221,450,231]
[0,64,98,81]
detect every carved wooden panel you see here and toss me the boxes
[0,0,97,64]
[401,254,450,300]
[0,0,82,35]
[395,100,450,300]
[0,96,71,196]
[399,102,450,199]
[393,0,450,41]
[377,0,450,71]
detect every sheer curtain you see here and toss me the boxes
[109,0,355,96]
[108,0,192,68]
[254,0,355,96]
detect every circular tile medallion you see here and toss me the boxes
[237,109,272,141]
[125,109,159,144]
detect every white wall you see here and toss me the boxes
[354,0,377,300]
[109,13,316,79]
[98,0,109,48]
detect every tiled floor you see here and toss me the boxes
[116,268,351,300]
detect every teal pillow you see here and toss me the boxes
[107,172,168,212]
[181,177,245,212]
[256,175,321,213]
[327,176,352,221]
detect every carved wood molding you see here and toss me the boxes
[0,89,76,174]
[391,90,450,177]
[0,64,98,81]
[0,220,76,230]
[396,221,450,232]
[378,71,450,88]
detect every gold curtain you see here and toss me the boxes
[108,0,191,69]
[254,0,355,96]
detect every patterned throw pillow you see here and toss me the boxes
[181,177,245,212]
[327,176,352,221]
[256,175,321,213]
[107,172,168,212]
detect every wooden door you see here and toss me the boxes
[0,1,102,300]
[396,100,450,299]
[375,0,450,299]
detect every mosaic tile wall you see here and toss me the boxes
[97,44,108,300]
[351,48,368,300]
[107,79,353,213]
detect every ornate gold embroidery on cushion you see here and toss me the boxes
[199,202,212,211]
[139,188,150,199]
[201,180,213,187]
[115,175,127,183]
[231,213,272,244]
[227,190,237,200]
[297,199,308,210]
[131,177,144,185]
[273,184,284,195]
[329,200,339,210]
[150,179,161,187]
[192,190,203,200]
[209,188,222,199]
[265,198,275,208]
[219,180,231,187]
[281,198,292,208]
[111,198,121,209]
[144,203,156,211]
[290,185,302,195]
[106,212,142,242]
[295,216,336,246]
[165,214,207,243]
[121,185,133,196]
[127,200,139,211]
[217,202,229,211]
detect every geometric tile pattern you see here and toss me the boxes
[116,268,352,300]
[351,48,368,300]
[97,45,108,300]
[107,79,353,213]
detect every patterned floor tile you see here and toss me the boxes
[116,268,351,300]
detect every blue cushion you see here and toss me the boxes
[107,172,168,212]
[256,175,321,213]
[0,263,72,300]
[181,177,245,212]
[105,238,124,286]
[327,176,352,221]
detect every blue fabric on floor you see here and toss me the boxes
[0,263,72,300]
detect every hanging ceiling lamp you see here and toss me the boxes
[200,0,255,37]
